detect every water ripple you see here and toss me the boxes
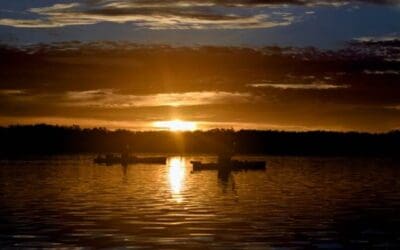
[0,155,400,248]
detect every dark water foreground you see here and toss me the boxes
[0,156,399,249]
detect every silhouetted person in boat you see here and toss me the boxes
[216,140,239,196]
[217,140,236,162]
[121,144,131,166]
[217,141,236,174]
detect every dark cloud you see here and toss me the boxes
[0,1,295,29]
[1,0,397,29]
[86,0,399,6]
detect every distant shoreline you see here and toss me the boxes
[0,124,399,157]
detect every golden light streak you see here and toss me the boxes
[168,157,186,203]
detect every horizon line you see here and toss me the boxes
[2,123,399,135]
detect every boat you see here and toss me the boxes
[94,154,167,165]
[191,160,266,171]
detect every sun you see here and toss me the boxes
[153,120,197,131]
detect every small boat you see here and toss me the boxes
[191,160,266,171]
[94,154,167,165]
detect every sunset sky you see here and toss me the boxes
[0,0,399,131]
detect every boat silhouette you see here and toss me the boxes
[94,154,167,165]
[191,159,266,171]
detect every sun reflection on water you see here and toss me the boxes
[168,157,186,203]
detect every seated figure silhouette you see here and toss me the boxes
[121,144,131,166]
[217,141,235,176]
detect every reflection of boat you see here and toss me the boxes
[94,154,167,165]
[191,160,266,171]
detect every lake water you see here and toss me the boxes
[0,155,400,249]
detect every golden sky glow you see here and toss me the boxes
[153,120,197,132]
[1,43,400,132]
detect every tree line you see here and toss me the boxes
[0,124,399,157]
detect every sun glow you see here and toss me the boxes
[153,120,197,131]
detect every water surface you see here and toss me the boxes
[0,155,399,249]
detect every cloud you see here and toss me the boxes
[83,0,400,7]
[1,42,400,131]
[349,37,400,61]
[1,0,397,29]
[0,89,255,108]
[386,105,400,110]
[363,70,400,75]
[0,89,26,95]
[0,1,297,29]
[354,34,400,43]
[65,89,254,107]
[247,82,349,89]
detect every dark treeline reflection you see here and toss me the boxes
[0,125,399,156]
